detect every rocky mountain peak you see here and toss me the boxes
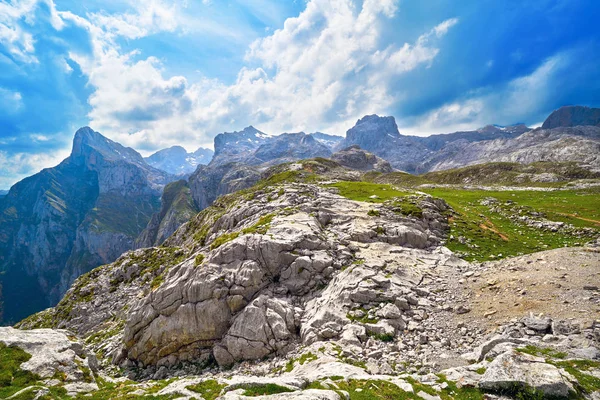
[348,114,400,141]
[542,105,600,129]
[213,126,268,156]
[71,126,145,166]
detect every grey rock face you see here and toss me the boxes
[425,126,600,172]
[542,105,600,129]
[0,127,171,324]
[0,327,98,387]
[479,350,574,397]
[35,181,450,369]
[145,145,213,175]
[135,180,199,248]
[338,115,431,173]
[331,145,393,173]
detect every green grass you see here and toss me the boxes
[422,187,600,261]
[367,209,380,217]
[194,254,205,267]
[327,181,412,203]
[284,352,318,372]
[186,379,226,400]
[242,213,276,235]
[516,345,567,359]
[242,383,294,396]
[390,197,424,218]
[549,360,600,396]
[0,343,41,398]
[210,231,241,250]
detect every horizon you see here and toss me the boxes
[1,0,600,188]
[0,104,579,191]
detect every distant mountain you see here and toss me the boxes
[338,111,600,173]
[189,129,333,210]
[337,115,432,173]
[542,105,600,129]
[0,127,173,324]
[145,146,213,175]
[424,125,600,172]
[211,126,269,165]
[415,123,530,151]
[0,190,7,197]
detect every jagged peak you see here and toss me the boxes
[347,114,400,139]
[70,126,145,166]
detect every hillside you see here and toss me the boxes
[0,127,173,324]
[4,159,598,399]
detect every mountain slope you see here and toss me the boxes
[424,126,600,172]
[542,105,600,129]
[135,180,199,248]
[0,127,172,324]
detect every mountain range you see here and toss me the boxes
[144,146,213,175]
[0,105,599,324]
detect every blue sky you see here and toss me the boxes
[1,0,599,188]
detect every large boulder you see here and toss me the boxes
[0,327,98,388]
[479,350,574,398]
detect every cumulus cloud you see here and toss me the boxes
[66,0,456,152]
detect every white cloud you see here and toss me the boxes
[0,148,70,189]
[65,0,456,152]
[89,0,180,40]
[0,0,65,63]
[399,54,566,135]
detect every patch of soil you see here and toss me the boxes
[456,247,600,330]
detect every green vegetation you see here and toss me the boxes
[390,197,423,218]
[87,192,160,236]
[125,247,186,290]
[346,308,379,324]
[0,343,40,398]
[516,345,567,359]
[423,187,599,261]
[549,359,600,396]
[186,379,226,400]
[327,181,412,203]
[242,383,294,396]
[367,332,395,342]
[242,213,276,235]
[367,209,380,217]
[194,253,205,267]
[210,231,241,250]
[284,352,318,372]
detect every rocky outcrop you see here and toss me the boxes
[145,145,213,175]
[331,145,393,173]
[0,127,172,324]
[337,115,432,173]
[542,105,600,129]
[0,327,99,395]
[23,180,450,370]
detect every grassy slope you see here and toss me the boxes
[423,186,599,260]
[327,180,599,262]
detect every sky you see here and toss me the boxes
[0,0,599,188]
